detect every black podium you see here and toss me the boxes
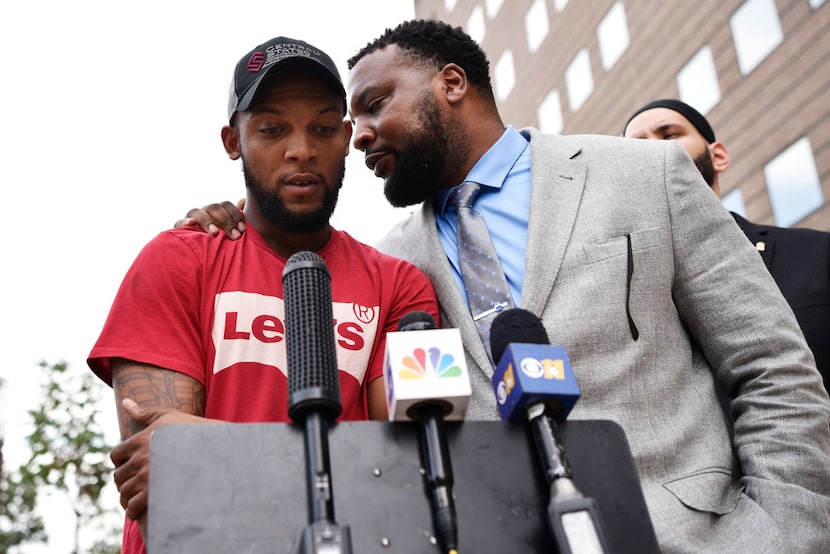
[147,420,658,553]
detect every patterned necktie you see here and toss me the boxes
[450,181,515,360]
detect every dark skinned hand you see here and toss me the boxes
[174,198,247,239]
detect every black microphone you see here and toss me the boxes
[397,311,461,554]
[490,308,610,554]
[398,310,439,332]
[283,251,352,554]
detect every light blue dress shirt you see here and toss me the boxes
[435,125,531,308]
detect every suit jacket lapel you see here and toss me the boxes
[411,130,587,374]
[521,130,586,315]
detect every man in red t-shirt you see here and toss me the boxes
[87,36,438,554]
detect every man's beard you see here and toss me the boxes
[242,159,343,233]
[693,147,716,189]
[383,92,471,208]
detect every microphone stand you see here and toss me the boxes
[296,409,352,554]
[415,403,459,554]
[526,403,610,554]
[396,310,462,553]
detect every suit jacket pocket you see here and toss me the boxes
[583,227,663,265]
[663,467,741,515]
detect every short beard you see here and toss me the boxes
[383,92,471,207]
[242,159,343,233]
[693,147,716,189]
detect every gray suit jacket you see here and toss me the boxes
[377,129,830,552]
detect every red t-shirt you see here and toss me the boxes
[88,224,438,553]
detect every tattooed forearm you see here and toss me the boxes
[111,359,205,438]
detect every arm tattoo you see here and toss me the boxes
[112,360,205,438]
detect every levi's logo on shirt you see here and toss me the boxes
[211,291,379,382]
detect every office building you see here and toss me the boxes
[415,0,830,230]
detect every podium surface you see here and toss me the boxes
[148,420,658,553]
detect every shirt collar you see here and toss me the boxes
[438,125,529,214]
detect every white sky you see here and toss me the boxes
[0,1,416,551]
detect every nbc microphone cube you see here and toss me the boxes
[492,343,580,422]
[383,328,472,421]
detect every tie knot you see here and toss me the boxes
[450,181,481,208]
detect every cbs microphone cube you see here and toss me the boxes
[383,328,472,421]
[492,343,580,422]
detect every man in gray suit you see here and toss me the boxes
[180,19,830,553]
[345,19,830,553]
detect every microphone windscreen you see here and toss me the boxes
[490,308,550,364]
[399,311,438,332]
[283,251,342,421]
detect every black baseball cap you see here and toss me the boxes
[227,36,346,122]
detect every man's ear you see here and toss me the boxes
[343,119,353,157]
[440,63,467,105]
[221,125,241,160]
[709,141,730,175]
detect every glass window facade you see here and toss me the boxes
[494,49,516,102]
[598,1,630,71]
[526,0,550,53]
[485,0,505,18]
[677,46,721,114]
[765,137,824,227]
[538,89,564,135]
[730,0,784,75]
[466,5,486,44]
[565,48,593,111]
[444,0,459,12]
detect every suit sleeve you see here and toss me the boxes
[663,140,830,542]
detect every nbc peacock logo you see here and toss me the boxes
[398,347,463,380]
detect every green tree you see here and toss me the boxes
[0,466,46,552]
[0,360,120,554]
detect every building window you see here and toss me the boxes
[554,0,570,12]
[722,189,747,218]
[597,1,630,71]
[810,0,827,8]
[730,0,784,75]
[565,48,593,111]
[485,0,505,18]
[494,49,516,102]
[466,5,486,45]
[538,89,564,134]
[444,0,459,13]
[765,137,824,227]
[677,46,721,115]
[526,0,550,53]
